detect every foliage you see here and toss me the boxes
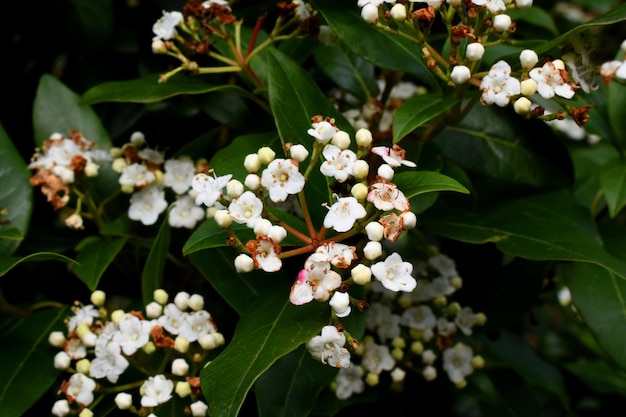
[3,0,626,416]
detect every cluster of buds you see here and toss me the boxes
[28,131,111,228]
[111,131,209,228]
[49,289,225,417]
[331,251,487,399]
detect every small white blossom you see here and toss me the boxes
[443,343,474,384]
[334,364,365,399]
[228,191,264,228]
[529,61,576,99]
[192,172,232,208]
[163,157,195,194]
[306,325,351,368]
[320,145,357,183]
[128,185,168,226]
[471,0,505,13]
[361,339,395,375]
[371,253,417,292]
[479,60,521,107]
[152,11,183,40]
[260,158,305,203]
[119,163,155,188]
[113,314,153,356]
[329,291,352,317]
[247,236,282,272]
[367,181,410,212]
[401,305,437,331]
[323,197,367,232]
[140,375,174,407]
[307,120,338,144]
[370,145,416,168]
[64,373,97,406]
[169,195,205,229]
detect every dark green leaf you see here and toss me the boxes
[392,95,460,143]
[564,360,626,396]
[255,346,337,417]
[33,74,111,146]
[435,105,573,187]
[66,0,113,45]
[209,131,279,180]
[72,236,127,290]
[0,124,32,256]
[201,291,329,417]
[570,143,617,210]
[265,48,352,148]
[311,0,436,86]
[607,80,626,148]
[507,7,558,35]
[183,220,251,256]
[0,306,70,417]
[599,157,626,217]
[560,262,626,371]
[82,74,258,105]
[142,215,171,307]
[0,252,75,278]
[393,171,469,198]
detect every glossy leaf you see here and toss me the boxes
[201,291,329,417]
[564,360,626,397]
[392,95,460,143]
[607,80,626,148]
[82,74,257,105]
[435,105,573,187]
[560,262,626,371]
[141,215,170,307]
[209,131,279,180]
[0,123,32,256]
[423,190,626,280]
[255,346,337,417]
[0,306,70,417]
[393,171,469,198]
[72,236,127,290]
[311,0,436,86]
[265,48,352,148]
[0,252,75,278]
[599,157,626,217]
[183,220,251,256]
[33,74,111,146]
[507,7,558,35]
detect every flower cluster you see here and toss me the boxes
[111,132,209,228]
[49,289,225,417]
[331,251,487,400]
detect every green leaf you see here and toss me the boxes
[72,236,127,290]
[82,73,257,105]
[0,123,32,256]
[570,143,617,209]
[607,80,626,148]
[209,131,279,180]
[423,190,626,280]
[392,95,460,144]
[255,346,337,417]
[66,0,113,46]
[600,157,626,217]
[560,262,626,371]
[0,306,70,417]
[435,105,573,187]
[507,7,558,35]
[183,221,251,256]
[393,171,469,198]
[311,0,436,86]
[201,291,329,417]
[0,252,76,278]
[563,360,626,397]
[265,48,352,148]
[483,331,569,408]
[141,215,171,307]
[33,74,111,146]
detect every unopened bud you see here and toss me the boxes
[84,162,99,177]
[188,294,204,311]
[90,290,106,307]
[244,153,261,173]
[171,358,190,376]
[54,351,71,370]
[519,49,538,70]
[400,211,417,229]
[377,163,394,181]
[493,14,512,32]
[355,128,373,148]
[226,180,244,199]
[351,182,368,201]
[257,147,276,164]
[153,289,169,305]
[244,173,260,191]
[174,336,190,353]
[514,97,532,115]
[363,241,383,260]
[465,43,485,62]
[175,381,192,398]
[361,4,379,24]
[214,209,232,228]
[352,160,369,179]
[234,254,255,273]
[520,78,538,96]
[48,331,66,347]
[451,65,471,84]
[390,3,406,21]
[289,144,309,162]
[351,264,372,285]
[115,393,133,410]
[331,130,351,150]
[365,221,384,241]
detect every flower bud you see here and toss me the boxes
[474,312,487,326]
[361,4,379,24]
[493,14,512,32]
[465,43,485,62]
[174,291,190,310]
[520,78,538,96]
[289,144,309,162]
[65,213,84,230]
[90,290,106,307]
[355,128,373,148]
[244,173,260,191]
[79,408,94,417]
[365,372,379,386]
[411,341,424,354]
[391,367,406,382]
[351,182,368,201]
[471,355,486,368]
[112,158,127,173]
[331,130,351,150]
[190,401,209,417]
[422,365,437,381]
[234,254,255,273]
[365,221,384,241]
[363,240,383,260]
[110,147,123,158]
[188,294,204,311]
[115,393,133,410]
[244,153,261,173]
[82,330,98,347]
[392,347,404,361]
[226,179,244,199]
[76,358,91,374]
[447,0,462,5]
[174,336,190,353]
[198,333,218,350]
[52,400,70,417]
[390,3,406,22]
[519,49,538,70]
[377,163,394,181]
[172,358,190,376]
[54,351,71,370]
[130,131,145,147]
[516,0,532,7]
[450,65,471,84]
[351,264,372,285]
[143,341,156,354]
[253,218,272,235]
[48,331,66,347]
[514,97,532,115]
[352,160,369,179]
[153,289,169,305]
[401,211,417,229]
[257,147,276,164]
[329,291,351,317]
[214,332,225,346]
[111,309,124,325]
[553,59,565,70]
[84,162,99,177]
[268,225,287,243]
[152,38,167,53]
[121,184,135,194]
[214,209,232,228]
[175,381,192,398]
[450,276,463,289]
[422,349,437,364]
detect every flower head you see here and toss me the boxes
[228,191,264,228]
[140,375,174,407]
[529,61,576,99]
[479,60,521,107]
[260,158,305,203]
[306,325,351,368]
[320,145,357,183]
[192,172,232,208]
[128,184,168,226]
[152,11,183,40]
[367,181,410,212]
[323,197,367,232]
[371,252,417,292]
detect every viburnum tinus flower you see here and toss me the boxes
[152,11,183,40]
[323,197,367,232]
[442,343,474,384]
[228,191,264,228]
[371,252,417,292]
[471,0,505,13]
[320,145,357,183]
[246,235,282,272]
[113,313,153,355]
[334,364,365,400]
[89,323,130,383]
[307,119,338,144]
[164,157,196,195]
[367,181,410,212]
[61,373,97,407]
[192,172,232,208]
[306,325,351,368]
[529,61,576,99]
[371,144,417,168]
[128,184,168,226]
[168,195,205,229]
[140,374,174,407]
[260,158,305,203]
[360,338,395,375]
[479,60,521,107]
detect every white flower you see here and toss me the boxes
[455,307,477,335]
[529,61,576,99]
[247,235,282,272]
[428,253,458,278]
[128,185,168,226]
[90,324,129,383]
[371,252,417,292]
[361,339,395,375]
[410,0,444,9]
[320,145,356,183]
[471,0,505,13]
[192,172,232,208]
[307,120,338,144]
[113,313,153,355]
[68,304,100,332]
[329,291,351,317]
[152,11,183,40]
[64,373,97,406]
[140,375,174,407]
[479,60,521,107]
[290,269,315,305]
[306,325,351,368]
[158,303,186,334]
[493,14,511,32]
[164,157,196,194]
[370,145,416,168]
[260,158,305,203]
[400,305,437,331]
[366,303,401,341]
[323,197,366,232]
[443,343,474,384]
[334,364,365,400]
[119,163,155,188]
[228,191,264,228]
[179,310,216,342]
[367,181,410,212]
[169,195,205,229]
[437,317,457,336]
[202,0,230,8]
